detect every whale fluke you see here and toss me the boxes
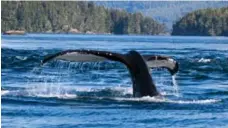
[143,55,179,75]
[42,49,179,97]
[42,50,127,65]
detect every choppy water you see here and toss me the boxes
[1,34,228,128]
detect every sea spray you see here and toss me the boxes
[172,74,180,97]
[151,68,173,95]
[26,61,107,98]
[152,68,180,97]
[27,61,70,97]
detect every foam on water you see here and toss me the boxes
[113,96,220,104]
[1,90,10,95]
[198,58,211,63]
[15,56,28,60]
[1,82,133,98]
[1,86,220,105]
[30,92,78,99]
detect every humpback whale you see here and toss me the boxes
[42,50,178,97]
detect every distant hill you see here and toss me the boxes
[96,1,228,30]
[172,7,228,36]
[1,1,166,35]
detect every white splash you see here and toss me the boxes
[198,58,211,63]
[27,84,76,99]
[168,99,220,104]
[16,56,27,60]
[1,87,220,104]
[1,90,10,95]
[32,92,77,99]
[113,96,220,104]
[172,75,180,97]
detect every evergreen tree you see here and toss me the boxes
[1,1,166,35]
[172,7,228,36]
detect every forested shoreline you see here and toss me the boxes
[1,1,166,35]
[172,7,228,36]
[2,1,228,36]
[96,1,228,29]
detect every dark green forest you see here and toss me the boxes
[172,7,228,36]
[96,1,228,29]
[1,1,166,35]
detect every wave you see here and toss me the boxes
[113,96,220,104]
[2,48,228,74]
[1,86,132,98]
[1,86,220,105]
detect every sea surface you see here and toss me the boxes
[1,34,228,128]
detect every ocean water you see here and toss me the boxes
[1,34,228,128]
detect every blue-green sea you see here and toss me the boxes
[1,34,228,128]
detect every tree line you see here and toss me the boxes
[1,1,166,35]
[172,7,228,36]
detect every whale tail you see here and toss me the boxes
[42,49,178,75]
[42,49,178,97]
[143,55,179,75]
